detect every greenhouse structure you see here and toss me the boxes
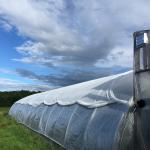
[9,30,150,150]
[10,70,150,150]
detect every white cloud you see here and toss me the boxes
[95,46,133,68]
[0,19,12,31]
[0,68,16,75]
[0,77,52,91]
[0,0,150,68]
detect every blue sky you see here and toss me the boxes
[0,25,56,91]
[0,0,149,91]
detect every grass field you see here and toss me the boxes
[0,107,64,150]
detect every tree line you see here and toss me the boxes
[0,90,40,107]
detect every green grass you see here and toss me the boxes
[0,107,64,150]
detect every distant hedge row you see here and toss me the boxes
[0,91,40,107]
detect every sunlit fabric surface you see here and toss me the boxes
[14,71,133,107]
[9,71,150,150]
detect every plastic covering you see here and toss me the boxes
[14,71,132,107]
[9,71,150,150]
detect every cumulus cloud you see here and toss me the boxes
[0,19,13,31]
[0,0,148,67]
[0,0,149,88]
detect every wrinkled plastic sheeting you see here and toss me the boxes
[10,102,150,150]
[11,71,150,150]
[9,103,129,150]
[15,71,133,107]
[114,100,150,150]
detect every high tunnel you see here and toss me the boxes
[9,71,150,150]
